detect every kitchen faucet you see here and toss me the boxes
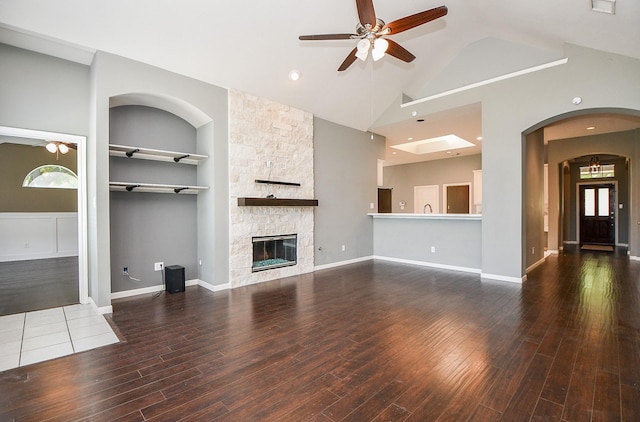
[423,203,432,213]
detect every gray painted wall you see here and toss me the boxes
[0,43,89,135]
[109,105,198,292]
[383,154,481,214]
[313,118,385,266]
[373,217,481,270]
[524,130,545,269]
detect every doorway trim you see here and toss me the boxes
[576,180,618,246]
[0,126,88,305]
[443,183,472,214]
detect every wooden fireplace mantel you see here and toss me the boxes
[237,197,318,207]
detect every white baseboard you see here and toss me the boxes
[546,250,559,255]
[197,279,230,292]
[111,284,164,300]
[373,255,481,274]
[526,256,547,273]
[111,279,229,300]
[88,296,113,315]
[314,256,373,271]
[481,273,525,284]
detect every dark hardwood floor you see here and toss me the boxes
[0,257,79,315]
[1,248,639,421]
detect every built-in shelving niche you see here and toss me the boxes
[108,143,209,194]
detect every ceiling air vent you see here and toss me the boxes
[591,0,616,14]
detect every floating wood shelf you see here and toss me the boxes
[254,179,301,187]
[237,197,318,207]
[109,144,208,165]
[110,182,209,194]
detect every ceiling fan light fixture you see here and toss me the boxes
[58,143,69,154]
[355,39,370,61]
[372,38,389,61]
[46,142,58,153]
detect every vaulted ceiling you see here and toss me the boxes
[1,0,639,164]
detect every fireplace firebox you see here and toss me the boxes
[252,234,297,272]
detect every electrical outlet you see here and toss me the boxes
[154,262,164,271]
[341,245,346,252]
[431,246,436,253]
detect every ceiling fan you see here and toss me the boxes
[299,0,448,71]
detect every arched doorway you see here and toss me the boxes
[523,109,640,273]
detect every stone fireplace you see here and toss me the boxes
[228,89,314,287]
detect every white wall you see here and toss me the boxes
[0,213,78,262]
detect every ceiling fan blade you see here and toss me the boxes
[338,48,358,71]
[385,39,416,63]
[299,34,356,41]
[384,5,448,35]
[356,0,377,27]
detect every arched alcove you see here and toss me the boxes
[107,93,217,297]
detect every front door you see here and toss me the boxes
[579,184,615,245]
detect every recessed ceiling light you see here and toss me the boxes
[411,111,417,117]
[408,137,413,141]
[572,96,582,105]
[391,151,397,155]
[586,126,596,130]
[288,70,300,81]
[476,136,483,141]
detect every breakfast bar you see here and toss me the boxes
[369,213,482,273]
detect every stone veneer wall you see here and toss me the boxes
[229,89,315,287]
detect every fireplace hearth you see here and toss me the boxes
[252,234,297,272]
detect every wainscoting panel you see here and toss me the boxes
[0,213,78,262]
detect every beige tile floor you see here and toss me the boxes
[0,304,119,372]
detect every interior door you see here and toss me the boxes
[579,184,615,245]
[446,185,470,214]
[378,188,392,213]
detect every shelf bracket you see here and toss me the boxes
[125,184,140,192]
[125,148,140,158]
[173,154,190,163]
[174,187,188,193]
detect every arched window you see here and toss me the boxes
[22,165,78,189]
